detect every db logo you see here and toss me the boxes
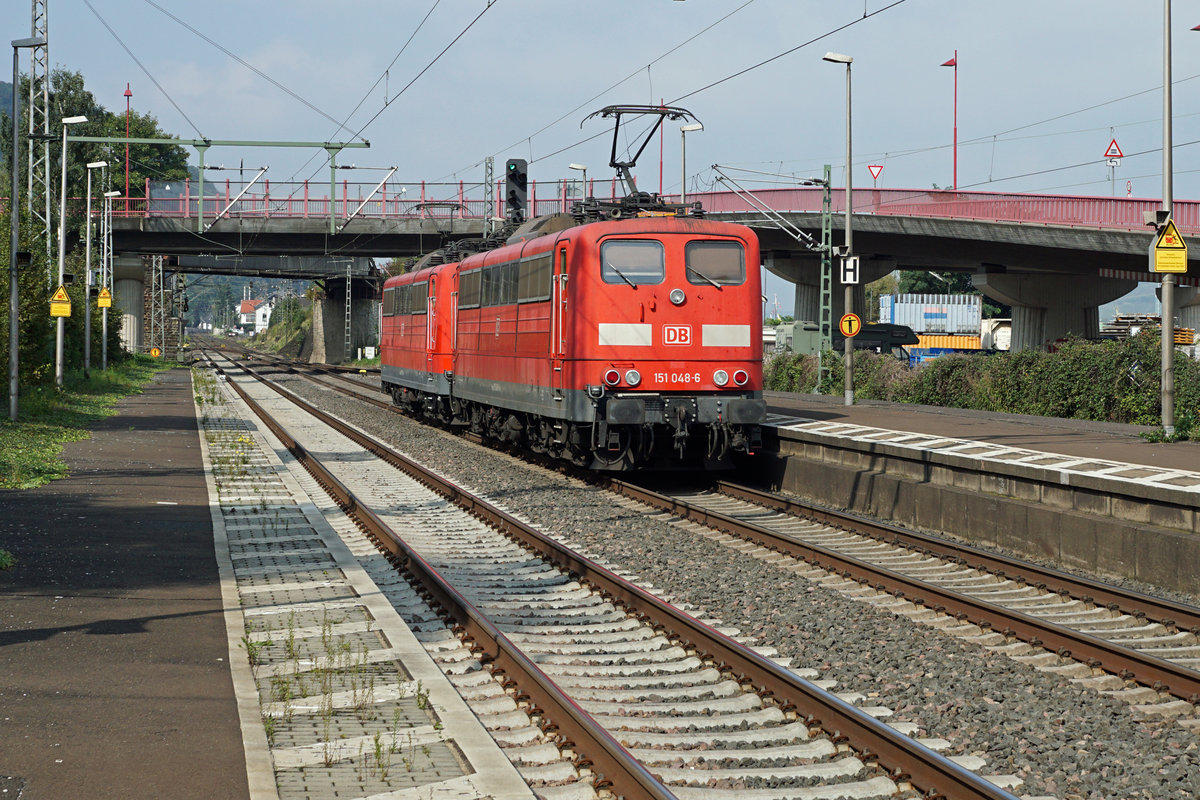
[663,325,692,345]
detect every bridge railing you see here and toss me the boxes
[125,177,632,222]
[92,179,1200,235]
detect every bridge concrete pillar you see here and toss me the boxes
[1156,286,1200,337]
[310,278,380,364]
[113,254,145,352]
[764,251,891,323]
[973,273,1136,351]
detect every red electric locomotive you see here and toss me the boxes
[381,105,765,469]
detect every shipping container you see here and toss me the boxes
[916,334,982,350]
[879,293,981,334]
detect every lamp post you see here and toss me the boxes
[568,163,587,202]
[83,161,107,379]
[10,35,47,422]
[941,51,958,190]
[680,123,703,205]
[823,51,855,406]
[102,190,120,371]
[55,114,87,388]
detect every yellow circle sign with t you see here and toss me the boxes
[150,347,162,358]
[839,312,862,338]
[49,284,71,318]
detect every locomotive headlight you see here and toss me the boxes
[712,369,729,386]
[604,369,621,386]
[669,288,686,306]
[624,369,641,387]
[733,369,749,386]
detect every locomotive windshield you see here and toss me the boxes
[685,240,745,286]
[600,240,664,285]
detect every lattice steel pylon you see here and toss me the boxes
[344,259,352,361]
[483,156,494,235]
[149,255,166,355]
[27,0,52,280]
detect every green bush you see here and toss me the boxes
[766,333,1200,438]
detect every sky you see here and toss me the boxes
[14,0,1200,317]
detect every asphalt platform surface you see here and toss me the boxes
[765,390,1200,471]
[0,368,248,800]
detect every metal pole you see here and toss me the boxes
[55,121,68,388]
[952,49,958,190]
[9,42,23,422]
[1161,0,1176,435]
[843,60,855,406]
[83,166,93,379]
[124,83,131,201]
[102,192,109,371]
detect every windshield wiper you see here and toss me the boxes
[687,264,721,288]
[606,264,636,287]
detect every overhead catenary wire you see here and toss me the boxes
[83,0,206,140]
[138,0,359,140]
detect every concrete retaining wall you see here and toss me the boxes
[761,430,1200,596]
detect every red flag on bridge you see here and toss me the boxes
[941,57,957,67]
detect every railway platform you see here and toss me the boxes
[762,391,1200,595]
[0,368,251,799]
[0,367,534,800]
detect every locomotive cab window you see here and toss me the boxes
[685,241,745,286]
[600,240,664,285]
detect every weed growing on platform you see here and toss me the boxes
[0,357,172,489]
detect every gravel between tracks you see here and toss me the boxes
[273,370,1200,800]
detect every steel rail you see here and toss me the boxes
[713,480,1200,635]
[603,478,1200,705]
[206,353,674,800]
[210,351,1020,800]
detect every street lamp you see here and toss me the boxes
[55,114,87,388]
[102,190,121,371]
[83,160,107,379]
[680,123,703,205]
[823,51,855,406]
[568,163,587,201]
[9,34,47,422]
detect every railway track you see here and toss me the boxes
[219,345,1200,717]
[202,349,1019,800]
[603,480,1200,718]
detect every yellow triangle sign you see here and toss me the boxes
[1155,219,1187,251]
[98,288,111,299]
[51,284,69,302]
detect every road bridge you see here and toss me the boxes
[108,178,1200,353]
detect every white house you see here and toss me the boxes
[236,297,275,333]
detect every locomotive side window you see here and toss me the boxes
[518,254,552,302]
[685,241,745,286]
[382,287,396,317]
[411,281,428,314]
[459,269,481,309]
[600,240,664,285]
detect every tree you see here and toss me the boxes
[864,272,899,322]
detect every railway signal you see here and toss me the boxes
[506,158,528,222]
